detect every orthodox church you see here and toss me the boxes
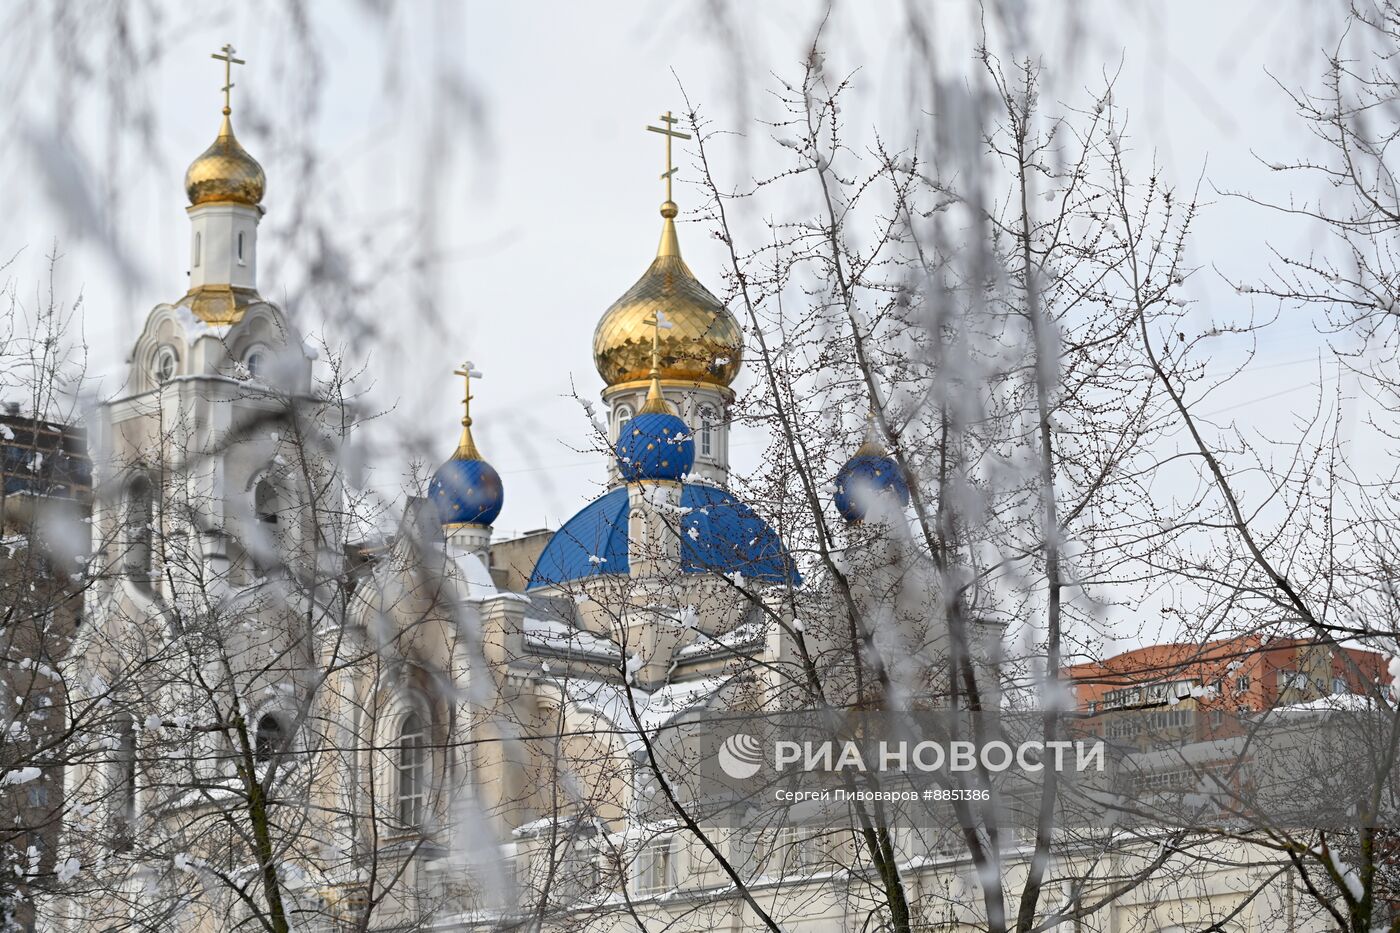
[47,49,929,933]
[46,51,1301,933]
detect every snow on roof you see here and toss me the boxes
[559,678,647,753]
[442,540,497,601]
[524,617,621,660]
[1271,692,1392,714]
[173,304,233,339]
[554,673,735,753]
[640,674,734,733]
[675,620,766,659]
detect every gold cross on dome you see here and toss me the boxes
[453,361,483,427]
[211,43,246,115]
[643,311,673,374]
[638,312,674,414]
[451,362,484,460]
[645,111,692,203]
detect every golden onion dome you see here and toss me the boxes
[184,111,265,208]
[593,201,743,388]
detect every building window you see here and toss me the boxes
[193,232,201,268]
[776,826,820,874]
[237,231,245,263]
[153,346,177,384]
[113,714,137,848]
[246,349,266,379]
[699,405,715,458]
[614,404,633,442]
[254,479,279,525]
[556,846,602,900]
[121,719,137,813]
[254,714,283,763]
[397,711,428,828]
[123,474,153,577]
[251,479,280,573]
[636,837,675,894]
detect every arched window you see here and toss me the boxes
[254,479,279,525]
[246,348,266,379]
[397,712,428,828]
[193,232,202,268]
[698,405,716,458]
[111,714,137,849]
[153,346,177,385]
[251,479,280,574]
[123,475,153,577]
[614,404,634,442]
[254,714,284,763]
[237,231,245,263]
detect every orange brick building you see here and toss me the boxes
[1063,635,1390,746]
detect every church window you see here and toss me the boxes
[397,711,428,828]
[254,479,279,525]
[254,713,284,763]
[193,232,201,268]
[699,405,715,458]
[123,474,153,578]
[251,479,280,574]
[112,714,137,849]
[614,404,633,442]
[153,346,177,384]
[237,231,245,263]
[246,349,266,379]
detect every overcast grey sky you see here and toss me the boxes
[1,0,1362,589]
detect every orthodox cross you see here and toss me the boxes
[645,111,692,203]
[454,362,483,428]
[639,312,673,413]
[643,311,673,375]
[211,43,246,115]
[453,362,484,459]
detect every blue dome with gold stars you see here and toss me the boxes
[430,457,503,526]
[429,363,503,527]
[834,441,909,523]
[615,410,694,481]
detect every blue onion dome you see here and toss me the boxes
[615,372,696,482]
[834,435,909,524]
[429,370,504,526]
[615,411,694,482]
[430,456,503,526]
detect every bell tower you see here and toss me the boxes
[181,44,266,324]
[89,43,321,603]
